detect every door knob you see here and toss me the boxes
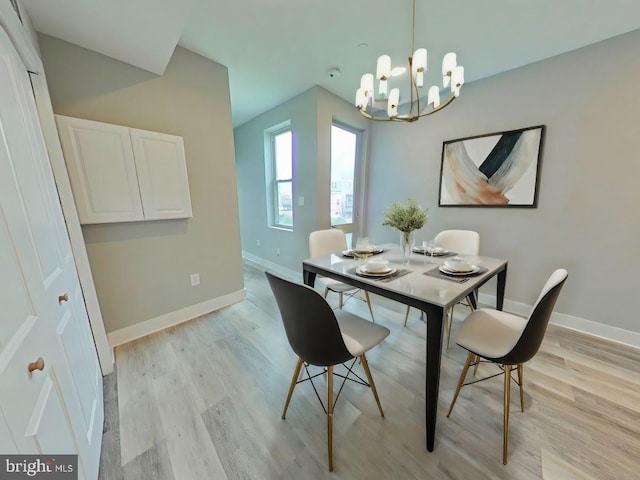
[28,357,45,373]
[58,293,69,304]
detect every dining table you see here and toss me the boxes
[302,243,508,452]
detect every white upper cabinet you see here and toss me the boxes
[55,115,192,224]
[56,115,143,224]
[130,128,192,220]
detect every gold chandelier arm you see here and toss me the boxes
[358,93,457,122]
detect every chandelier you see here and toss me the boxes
[355,0,465,122]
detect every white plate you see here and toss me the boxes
[361,265,392,274]
[342,247,383,257]
[356,266,397,277]
[439,264,480,276]
[413,247,449,256]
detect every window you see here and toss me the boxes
[330,124,358,226]
[265,122,293,229]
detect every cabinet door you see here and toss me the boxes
[55,115,144,224]
[130,128,193,220]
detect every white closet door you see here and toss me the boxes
[130,128,193,220]
[56,114,144,224]
[0,27,99,480]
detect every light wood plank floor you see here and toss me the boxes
[99,263,640,479]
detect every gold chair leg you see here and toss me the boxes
[517,363,524,412]
[403,305,411,327]
[323,287,329,299]
[364,291,375,322]
[473,354,480,377]
[282,358,304,419]
[327,365,334,472]
[503,363,511,465]
[447,351,475,417]
[446,306,455,348]
[360,353,384,417]
[338,292,344,309]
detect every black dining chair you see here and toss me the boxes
[447,268,568,464]
[265,271,390,471]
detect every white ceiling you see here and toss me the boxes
[21,0,640,127]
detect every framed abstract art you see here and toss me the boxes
[438,125,545,207]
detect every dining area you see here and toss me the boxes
[260,216,577,473]
[301,233,509,448]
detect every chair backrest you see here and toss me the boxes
[499,269,568,365]
[265,271,354,367]
[309,229,348,258]
[434,230,480,256]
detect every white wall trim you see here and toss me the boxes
[107,289,247,347]
[479,292,640,350]
[242,250,301,281]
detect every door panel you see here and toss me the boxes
[0,211,36,350]
[24,373,88,480]
[0,410,17,454]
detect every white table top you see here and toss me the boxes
[302,243,508,309]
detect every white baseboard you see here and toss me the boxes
[107,289,247,347]
[478,292,640,350]
[242,251,301,281]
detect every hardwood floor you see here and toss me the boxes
[99,263,640,479]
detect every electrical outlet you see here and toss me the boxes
[276,248,280,256]
[190,273,200,286]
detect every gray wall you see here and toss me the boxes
[235,86,368,272]
[38,35,244,333]
[365,29,640,333]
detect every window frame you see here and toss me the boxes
[329,122,361,229]
[264,121,293,230]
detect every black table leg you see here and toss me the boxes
[423,303,445,452]
[303,269,316,287]
[496,264,507,311]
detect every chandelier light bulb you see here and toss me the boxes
[412,48,427,87]
[442,52,457,88]
[376,55,391,81]
[428,85,440,108]
[387,88,400,117]
[360,73,374,98]
[452,66,464,97]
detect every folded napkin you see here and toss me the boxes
[412,249,457,258]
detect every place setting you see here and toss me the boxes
[349,257,411,282]
[424,256,487,283]
[413,239,457,260]
[341,236,385,258]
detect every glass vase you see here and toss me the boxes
[400,231,415,265]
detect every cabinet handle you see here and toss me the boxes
[58,293,69,304]
[28,357,45,373]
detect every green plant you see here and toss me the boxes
[382,197,429,233]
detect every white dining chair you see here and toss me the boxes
[404,230,480,349]
[309,229,375,321]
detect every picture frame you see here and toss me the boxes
[438,125,545,207]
